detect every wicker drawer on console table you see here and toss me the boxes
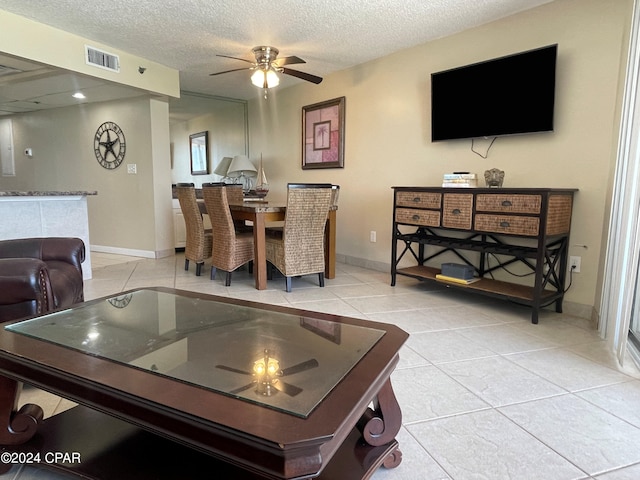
[442,193,473,229]
[395,208,440,227]
[391,187,577,324]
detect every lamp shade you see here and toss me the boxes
[228,155,257,177]
[214,156,233,176]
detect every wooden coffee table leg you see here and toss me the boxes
[382,444,403,469]
[0,375,43,446]
[356,377,402,468]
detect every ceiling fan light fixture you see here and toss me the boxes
[211,45,322,88]
[251,67,280,89]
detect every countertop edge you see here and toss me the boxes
[0,191,98,197]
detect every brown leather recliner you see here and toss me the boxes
[0,237,85,323]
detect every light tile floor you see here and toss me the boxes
[4,252,640,480]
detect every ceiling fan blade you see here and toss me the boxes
[273,380,303,397]
[281,68,323,84]
[216,54,255,64]
[209,68,252,76]
[281,358,319,377]
[275,56,306,66]
[229,382,256,394]
[215,364,252,375]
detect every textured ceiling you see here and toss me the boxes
[0,0,554,112]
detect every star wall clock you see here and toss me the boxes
[94,121,126,169]
[107,294,133,308]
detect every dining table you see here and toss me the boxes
[199,200,337,290]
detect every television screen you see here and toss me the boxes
[431,44,557,142]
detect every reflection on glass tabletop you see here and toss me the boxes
[6,289,385,417]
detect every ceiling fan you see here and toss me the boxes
[215,349,319,397]
[210,46,323,89]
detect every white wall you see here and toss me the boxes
[247,0,633,318]
[0,119,14,176]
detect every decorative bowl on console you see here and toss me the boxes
[484,168,505,188]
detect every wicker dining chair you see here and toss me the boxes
[177,184,213,276]
[265,183,333,292]
[202,184,254,286]
[331,184,340,207]
[203,182,252,232]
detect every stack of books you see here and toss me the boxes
[442,173,478,188]
[435,274,480,285]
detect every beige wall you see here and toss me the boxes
[0,10,179,98]
[170,95,248,187]
[247,0,633,316]
[0,93,248,259]
[0,95,174,256]
[0,0,631,317]
[0,8,180,258]
[150,98,174,257]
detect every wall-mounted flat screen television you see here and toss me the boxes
[431,44,557,142]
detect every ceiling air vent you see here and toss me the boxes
[85,45,120,73]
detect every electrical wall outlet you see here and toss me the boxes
[370,231,377,243]
[570,256,581,273]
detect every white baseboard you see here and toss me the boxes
[91,244,160,259]
[156,248,175,259]
[561,301,597,324]
[338,253,389,273]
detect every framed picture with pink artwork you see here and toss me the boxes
[302,96,345,169]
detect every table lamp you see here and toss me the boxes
[214,156,233,183]
[228,155,257,192]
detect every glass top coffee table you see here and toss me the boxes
[0,287,408,479]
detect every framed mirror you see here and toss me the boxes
[189,131,209,175]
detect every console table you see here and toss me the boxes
[391,187,577,324]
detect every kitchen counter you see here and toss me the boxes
[0,191,97,279]
[0,191,98,196]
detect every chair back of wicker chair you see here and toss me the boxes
[177,185,213,275]
[266,184,332,287]
[225,184,245,203]
[202,184,254,284]
[330,185,340,207]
